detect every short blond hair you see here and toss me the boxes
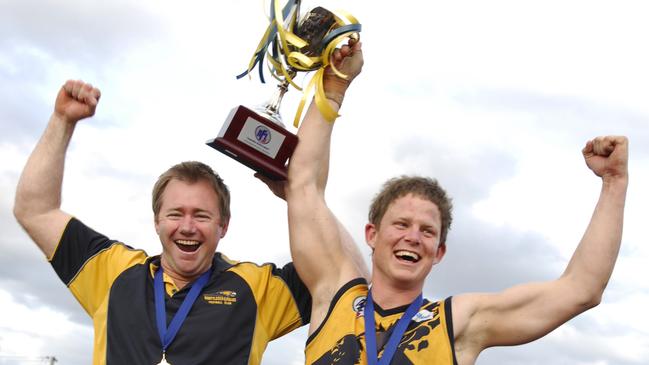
[369,176,453,244]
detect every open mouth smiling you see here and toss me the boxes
[394,250,420,263]
[175,239,201,253]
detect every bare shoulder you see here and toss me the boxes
[308,275,366,336]
[450,293,491,364]
[451,292,484,335]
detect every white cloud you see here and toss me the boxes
[1,0,648,364]
[0,290,92,364]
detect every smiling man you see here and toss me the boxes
[13,80,311,364]
[286,40,629,364]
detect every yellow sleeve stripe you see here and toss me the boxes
[68,243,148,317]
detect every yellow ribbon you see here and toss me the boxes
[242,1,361,127]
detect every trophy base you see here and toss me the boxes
[207,105,298,181]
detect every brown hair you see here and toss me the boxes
[368,176,453,244]
[152,161,230,224]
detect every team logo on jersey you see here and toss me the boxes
[352,296,367,317]
[412,309,433,322]
[203,290,238,305]
[255,125,272,144]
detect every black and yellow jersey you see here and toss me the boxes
[50,217,311,365]
[305,279,457,365]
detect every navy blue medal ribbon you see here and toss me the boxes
[154,266,212,361]
[364,290,423,365]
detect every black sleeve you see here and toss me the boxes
[273,261,313,325]
[50,217,120,285]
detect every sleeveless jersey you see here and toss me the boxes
[305,278,457,365]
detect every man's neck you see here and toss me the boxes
[168,273,192,290]
[160,260,209,290]
[369,278,423,310]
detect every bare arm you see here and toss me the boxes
[453,136,628,363]
[14,80,101,259]
[286,41,368,333]
[257,169,369,286]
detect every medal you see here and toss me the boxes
[156,352,171,365]
[363,290,423,365]
[154,266,211,365]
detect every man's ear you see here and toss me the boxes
[433,241,447,264]
[219,219,230,239]
[365,223,377,250]
[154,216,160,235]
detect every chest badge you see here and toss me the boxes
[352,295,367,317]
[203,290,238,305]
[412,309,433,323]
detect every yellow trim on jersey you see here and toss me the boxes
[92,296,109,365]
[148,262,181,296]
[66,243,147,365]
[68,243,148,316]
[229,262,305,365]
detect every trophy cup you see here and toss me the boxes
[207,1,361,180]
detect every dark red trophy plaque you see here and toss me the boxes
[206,105,298,181]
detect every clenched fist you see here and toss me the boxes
[582,135,629,183]
[54,80,101,124]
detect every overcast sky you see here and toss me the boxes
[1,0,648,364]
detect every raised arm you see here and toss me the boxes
[14,80,101,258]
[286,40,367,332]
[453,136,629,364]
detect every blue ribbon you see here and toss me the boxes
[154,266,212,353]
[364,290,423,365]
[236,0,297,82]
[320,23,362,52]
